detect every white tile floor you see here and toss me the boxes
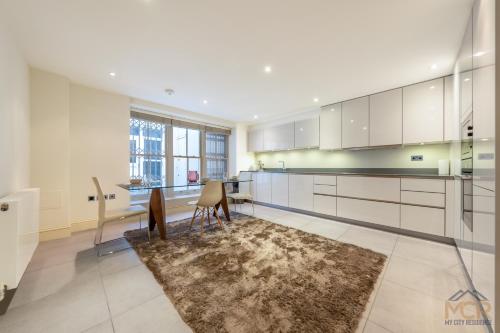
[0,204,487,333]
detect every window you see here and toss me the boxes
[129,118,166,186]
[206,132,228,179]
[173,127,201,191]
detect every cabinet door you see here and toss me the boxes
[264,123,294,151]
[369,88,402,146]
[443,75,457,141]
[342,96,369,148]
[403,78,444,144]
[401,205,445,236]
[288,174,313,211]
[271,173,289,207]
[313,195,337,216]
[294,118,319,149]
[473,65,495,140]
[319,104,342,150]
[256,173,272,203]
[337,197,400,228]
[247,129,264,152]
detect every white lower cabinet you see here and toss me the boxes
[255,173,272,204]
[313,195,337,216]
[271,173,289,207]
[337,197,400,228]
[289,174,314,211]
[400,205,445,236]
[337,176,400,202]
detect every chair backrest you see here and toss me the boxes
[197,180,223,207]
[92,177,106,226]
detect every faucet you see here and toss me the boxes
[278,160,286,171]
[257,160,264,171]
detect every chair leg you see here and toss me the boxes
[199,208,206,236]
[213,208,224,229]
[207,208,211,226]
[190,207,198,231]
[139,215,142,230]
[252,199,255,216]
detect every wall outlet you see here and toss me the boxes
[109,194,116,200]
[104,194,109,200]
[411,155,423,161]
[88,195,96,201]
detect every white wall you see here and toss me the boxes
[69,84,130,225]
[0,23,30,198]
[228,123,254,176]
[30,69,70,232]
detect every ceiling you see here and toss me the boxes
[0,0,473,123]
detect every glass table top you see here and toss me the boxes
[118,179,252,191]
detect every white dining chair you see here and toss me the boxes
[226,173,254,215]
[92,177,148,256]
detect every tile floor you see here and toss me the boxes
[0,204,487,333]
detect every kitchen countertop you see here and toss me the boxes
[244,168,456,180]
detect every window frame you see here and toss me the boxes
[129,111,230,199]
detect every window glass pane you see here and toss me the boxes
[173,127,186,156]
[206,133,228,179]
[129,117,166,187]
[174,157,188,191]
[187,129,200,156]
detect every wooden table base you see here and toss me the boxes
[215,183,231,221]
[149,188,166,240]
[148,183,230,241]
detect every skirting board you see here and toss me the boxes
[253,201,455,245]
[39,227,71,241]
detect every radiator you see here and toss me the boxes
[0,188,40,293]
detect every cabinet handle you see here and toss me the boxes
[0,203,8,212]
[467,126,473,130]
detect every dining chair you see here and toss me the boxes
[189,180,224,235]
[226,173,254,215]
[92,177,148,256]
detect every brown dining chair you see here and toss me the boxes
[189,180,224,235]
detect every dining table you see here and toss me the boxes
[118,179,253,240]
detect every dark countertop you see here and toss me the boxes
[244,168,455,180]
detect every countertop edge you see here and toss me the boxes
[242,169,455,180]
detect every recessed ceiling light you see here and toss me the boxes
[203,100,208,105]
[420,142,425,145]
[362,126,367,131]
[474,51,486,57]
[350,119,354,123]
[430,64,437,70]
[313,97,319,103]
[429,85,435,90]
[464,78,470,82]
[164,88,175,95]
[264,66,272,73]
[330,108,335,112]
[109,72,116,77]
[480,138,489,141]
[253,115,259,120]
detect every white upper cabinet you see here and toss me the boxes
[443,75,457,141]
[319,104,342,150]
[473,65,495,140]
[369,88,402,146]
[263,123,294,151]
[294,117,319,149]
[342,96,369,148]
[247,128,264,152]
[402,78,444,144]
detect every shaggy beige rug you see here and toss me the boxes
[124,213,386,333]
